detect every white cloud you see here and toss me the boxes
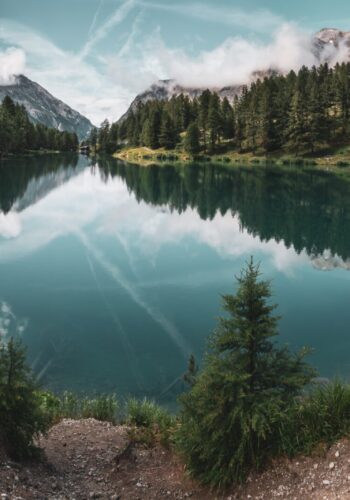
[115,23,349,89]
[0,212,22,238]
[0,46,25,84]
[0,19,134,124]
[0,300,27,341]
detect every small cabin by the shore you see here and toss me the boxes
[79,145,90,154]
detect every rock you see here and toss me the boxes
[335,451,340,458]
[329,462,335,469]
[323,480,331,485]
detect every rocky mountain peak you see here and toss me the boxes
[0,74,94,140]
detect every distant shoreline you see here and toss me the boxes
[113,146,350,175]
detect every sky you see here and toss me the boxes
[1,0,350,125]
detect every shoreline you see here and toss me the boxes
[113,146,350,175]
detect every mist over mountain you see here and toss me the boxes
[0,75,94,140]
[119,27,350,122]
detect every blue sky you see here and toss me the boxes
[1,0,350,124]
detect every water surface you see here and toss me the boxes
[1,154,350,404]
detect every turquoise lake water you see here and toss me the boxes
[1,154,350,404]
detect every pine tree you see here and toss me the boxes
[177,258,315,486]
[0,338,49,459]
[184,122,201,156]
[98,119,110,151]
[88,127,98,151]
[208,93,222,152]
[198,90,211,148]
[221,97,235,140]
[159,112,177,149]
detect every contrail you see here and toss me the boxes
[114,229,138,277]
[80,0,136,59]
[117,9,143,58]
[85,250,144,390]
[88,0,104,37]
[77,229,190,358]
[36,359,53,382]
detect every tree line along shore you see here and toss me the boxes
[84,62,350,169]
[0,96,78,156]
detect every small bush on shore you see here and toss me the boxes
[279,380,350,455]
[125,398,176,447]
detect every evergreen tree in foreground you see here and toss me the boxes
[0,338,49,459]
[177,258,315,487]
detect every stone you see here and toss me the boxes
[329,462,335,469]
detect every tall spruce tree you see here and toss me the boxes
[177,258,315,486]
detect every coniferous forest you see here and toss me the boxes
[93,63,350,156]
[0,96,79,155]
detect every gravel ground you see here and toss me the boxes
[1,419,350,499]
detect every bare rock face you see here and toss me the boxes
[315,27,350,46]
[0,75,94,140]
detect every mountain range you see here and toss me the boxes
[1,28,350,135]
[0,75,94,140]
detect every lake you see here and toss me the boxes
[1,154,350,406]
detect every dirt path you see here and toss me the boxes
[0,419,209,499]
[2,419,350,499]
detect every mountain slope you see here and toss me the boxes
[119,28,350,123]
[0,75,94,140]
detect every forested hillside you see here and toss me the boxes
[0,96,79,154]
[93,63,350,157]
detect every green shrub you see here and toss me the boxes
[44,391,118,423]
[126,398,176,447]
[280,380,350,455]
[38,390,62,424]
[81,394,118,423]
[336,160,349,167]
[126,398,163,427]
[0,338,51,459]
